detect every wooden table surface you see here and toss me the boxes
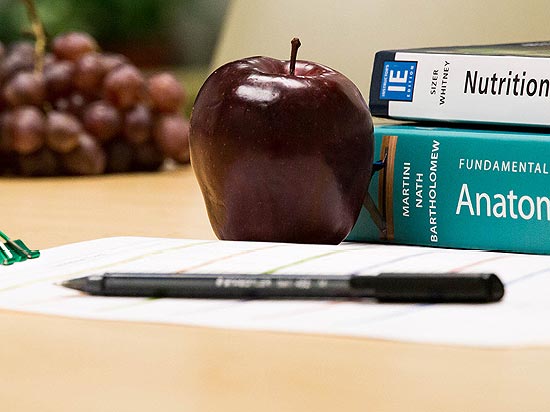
[2,162,550,412]
[0,165,216,250]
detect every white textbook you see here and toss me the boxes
[1,236,549,348]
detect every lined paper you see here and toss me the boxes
[1,236,549,348]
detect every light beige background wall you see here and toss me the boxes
[213,0,550,97]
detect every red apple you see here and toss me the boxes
[189,38,374,244]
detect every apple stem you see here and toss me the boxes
[289,37,301,75]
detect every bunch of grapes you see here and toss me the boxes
[0,32,190,176]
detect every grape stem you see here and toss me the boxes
[20,0,46,73]
[289,37,301,76]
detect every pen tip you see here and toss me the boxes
[60,276,88,292]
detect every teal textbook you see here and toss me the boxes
[348,124,550,254]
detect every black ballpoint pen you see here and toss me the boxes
[61,272,505,303]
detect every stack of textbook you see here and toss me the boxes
[349,41,550,254]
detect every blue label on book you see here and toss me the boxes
[379,61,417,101]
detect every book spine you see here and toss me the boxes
[369,51,550,126]
[368,50,396,117]
[348,126,550,254]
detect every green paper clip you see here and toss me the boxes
[0,231,40,264]
[0,242,16,265]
